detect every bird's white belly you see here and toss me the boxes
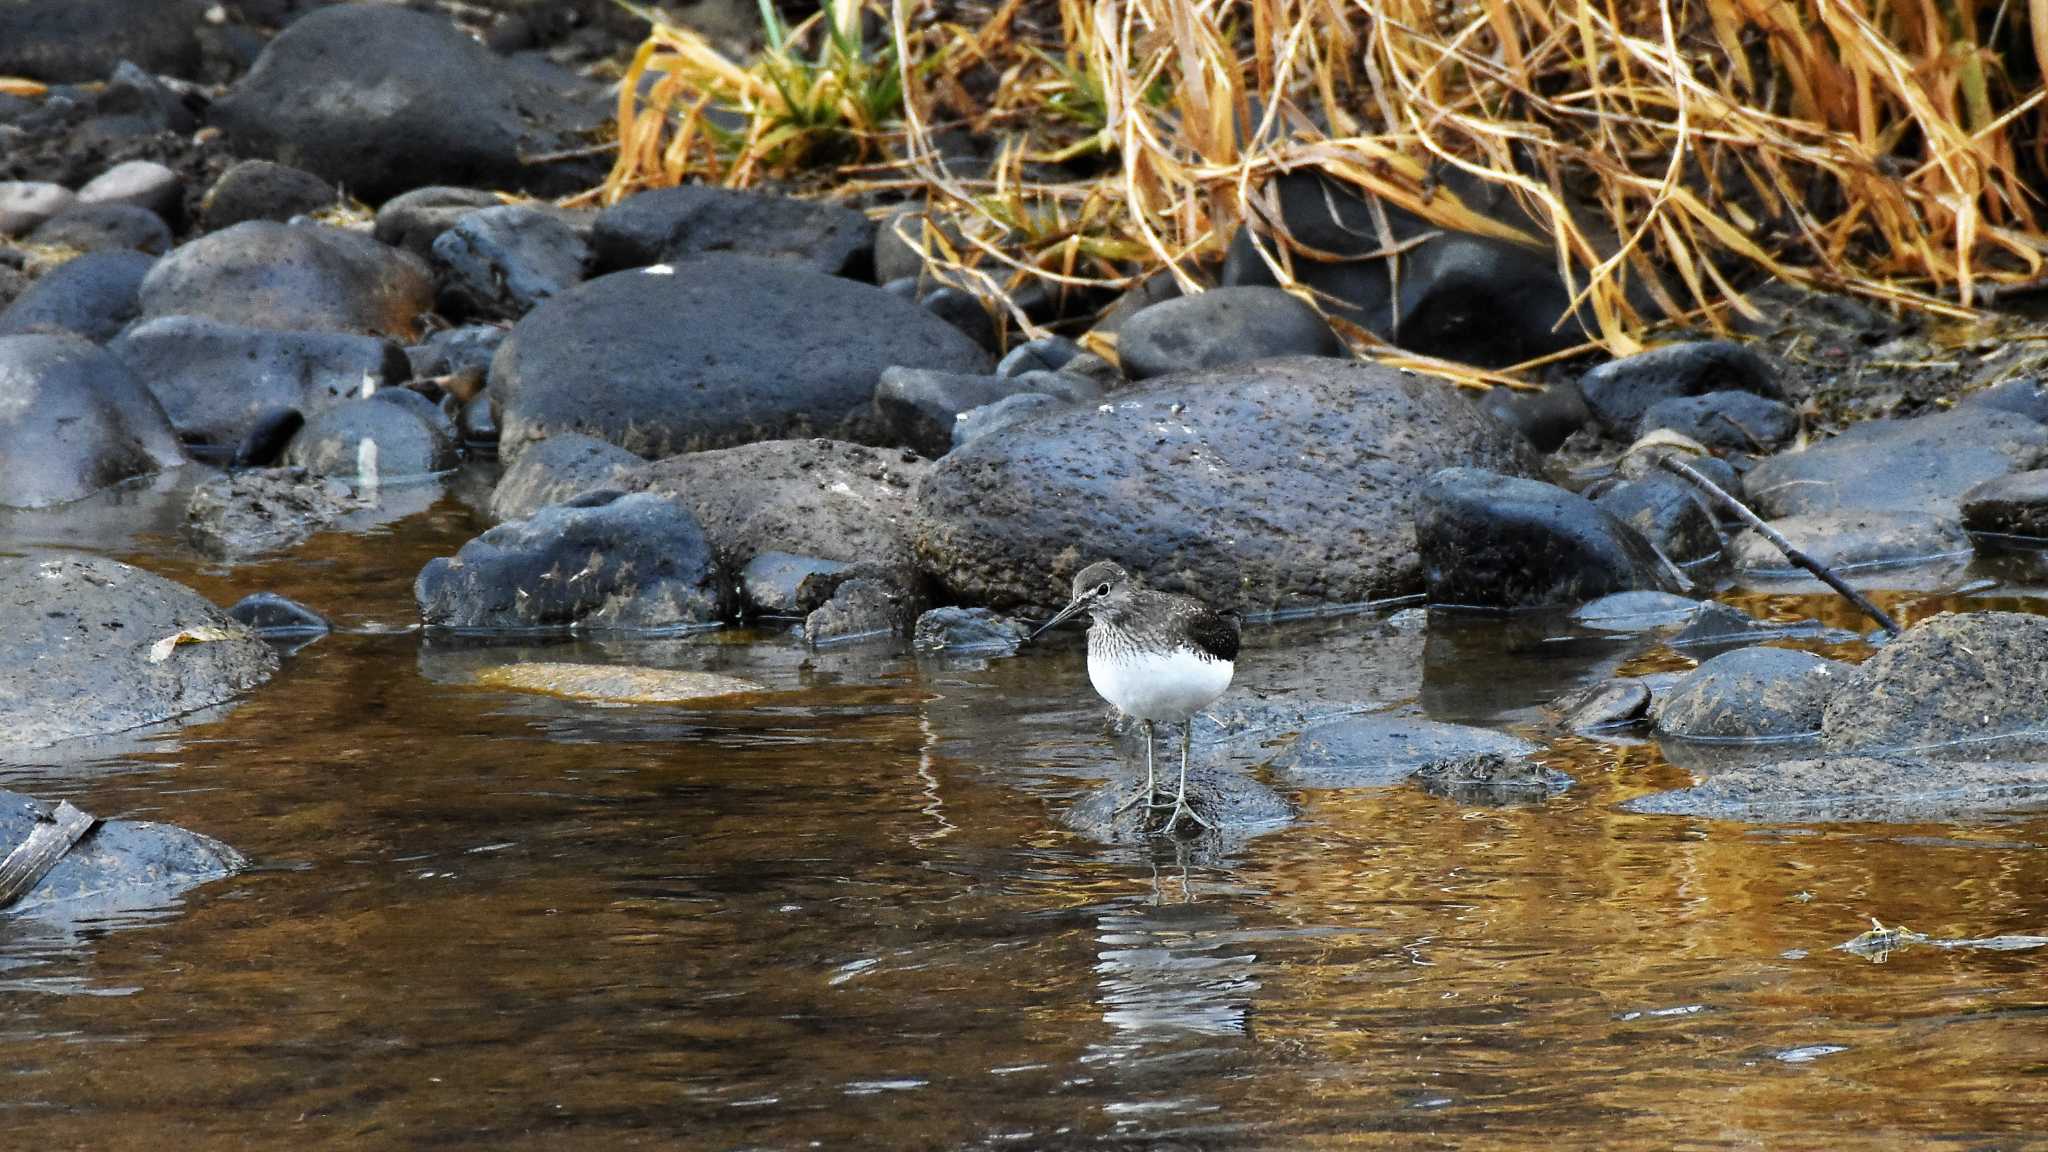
[1088,644,1233,722]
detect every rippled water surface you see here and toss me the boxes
[4,489,2048,1150]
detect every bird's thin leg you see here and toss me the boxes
[1164,720,1214,833]
[1116,719,1161,814]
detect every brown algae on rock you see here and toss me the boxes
[469,663,766,704]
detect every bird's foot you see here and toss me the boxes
[1158,794,1215,835]
[1115,787,1176,815]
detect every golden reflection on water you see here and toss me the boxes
[0,498,2043,1149]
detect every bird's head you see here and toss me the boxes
[1029,560,1135,640]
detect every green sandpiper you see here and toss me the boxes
[1031,561,1240,833]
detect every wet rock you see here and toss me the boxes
[1551,679,1652,731]
[76,160,182,228]
[1571,590,1701,633]
[1730,510,1970,576]
[1743,407,2048,518]
[185,467,372,559]
[1652,647,1848,741]
[1116,286,1344,381]
[997,336,1083,378]
[1579,341,1779,435]
[228,592,330,638]
[1416,467,1682,608]
[0,0,205,82]
[1065,760,1292,844]
[416,492,726,630]
[0,248,153,341]
[1666,601,1852,653]
[27,202,171,255]
[0,553,276,751]
[1220,171,1592,368]
[1638,389,1798,452]
[432,204,588,320]
[1615,448,1740,501]
[493,258,991,459]
[1478,383,1590,453]
[590,186,873,277]
[0,792,245,921]
[229,406,305,470]
[1595,473,1723,565]
[803,577,904,644]
[916,357,1537,613]
[373,186,504,258]
[625,439,930,572]
[1819,611,2048,758]
[739,552,854,617]
[410,324,507,384]
[912,606,1027,654]
[1269,712,1542,788]
[210,5,604,201]
[138,222,435,341]
[200,160,339,229]
[468,663,763,703]
[0,181,75,237]
[1622,755,2048,823]
[487,432,640,521]
[1413,751,1573,803]
[952,391,1067,448]
[0,333,185,508]
[282,396,457,481]
[110,316,411,454]
[1960,377,2048,425]
[1961,470,2048,539]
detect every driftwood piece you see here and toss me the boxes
[0,801,98,910]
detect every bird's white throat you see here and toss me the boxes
[1087,641,1233,723]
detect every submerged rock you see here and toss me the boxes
[1416,467,1682,607]
[1116,286,1345,380]
[491,258,991,459]
[1820,611,2048,758]
[624,439,931,572]
[914,357,1537,613]
[1063,761,1292,845]
[1268,712,1542,788]
[1652,647,1849,742]
[1730,510,1971,576]
[0,333,185,509]
[912,606,1028,654]
[469,663,764,704]
[739,552,856,617]
[1571,590,1701,633]
[1551,678,1653,731]
[185,468,374,559]
[1412,751,1573,803]
[138,222,435,341]
[0,553,277,751]
[228,592,331,638]
[589,185,873,277]
[1743,407,2048,518]
[210,4,604,201]
[282,396,458,481]
[416,491,726,630]
[0,792,245,922]
[1579,341,1779,435]
[1623,755,2048,823]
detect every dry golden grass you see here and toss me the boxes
[592,0,2048,376]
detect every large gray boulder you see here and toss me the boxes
[110,316,411,453]
[137,223,435,341]
[209,4,604,201]
[1820,611,2048,758]
[0,553,277,751]
[912,357,1537,612]
[0,334,186,508]
[491,257,990,459]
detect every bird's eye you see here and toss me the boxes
[1095,582,1111,597]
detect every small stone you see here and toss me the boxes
[228,592,331,637]
[431,204,588,320]
[0,249,154,341]
[912,606,1027,654]
[997,335,1084,378]
[920,285,999,352]
[1730,511,1970,575]
[28,202,171,255]
[1579,341,1780,435]
[873,368,1023,458]
[589,185,873,277]
[1637,389,1798,452]
[200,160,338,229]
[1552,679,1652,731]
[0,181,76,238]
[1571,590,1702,632]
[803,577,903,644]
[373,187,504,257]
[458,393,498,451]
[283,397,457,481]
[1652,646,1849,741]
[1116,286,1344,380]
[1595,473,1723,565]
[76,160,183,228]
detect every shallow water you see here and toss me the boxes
[5,489,2048,1150]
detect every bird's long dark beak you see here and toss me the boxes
[1027,596,1090,643]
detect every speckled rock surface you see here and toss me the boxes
[1820,611,2048,758]
[1652,646,1849,741]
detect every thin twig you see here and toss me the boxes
[1654,454,1903,637]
